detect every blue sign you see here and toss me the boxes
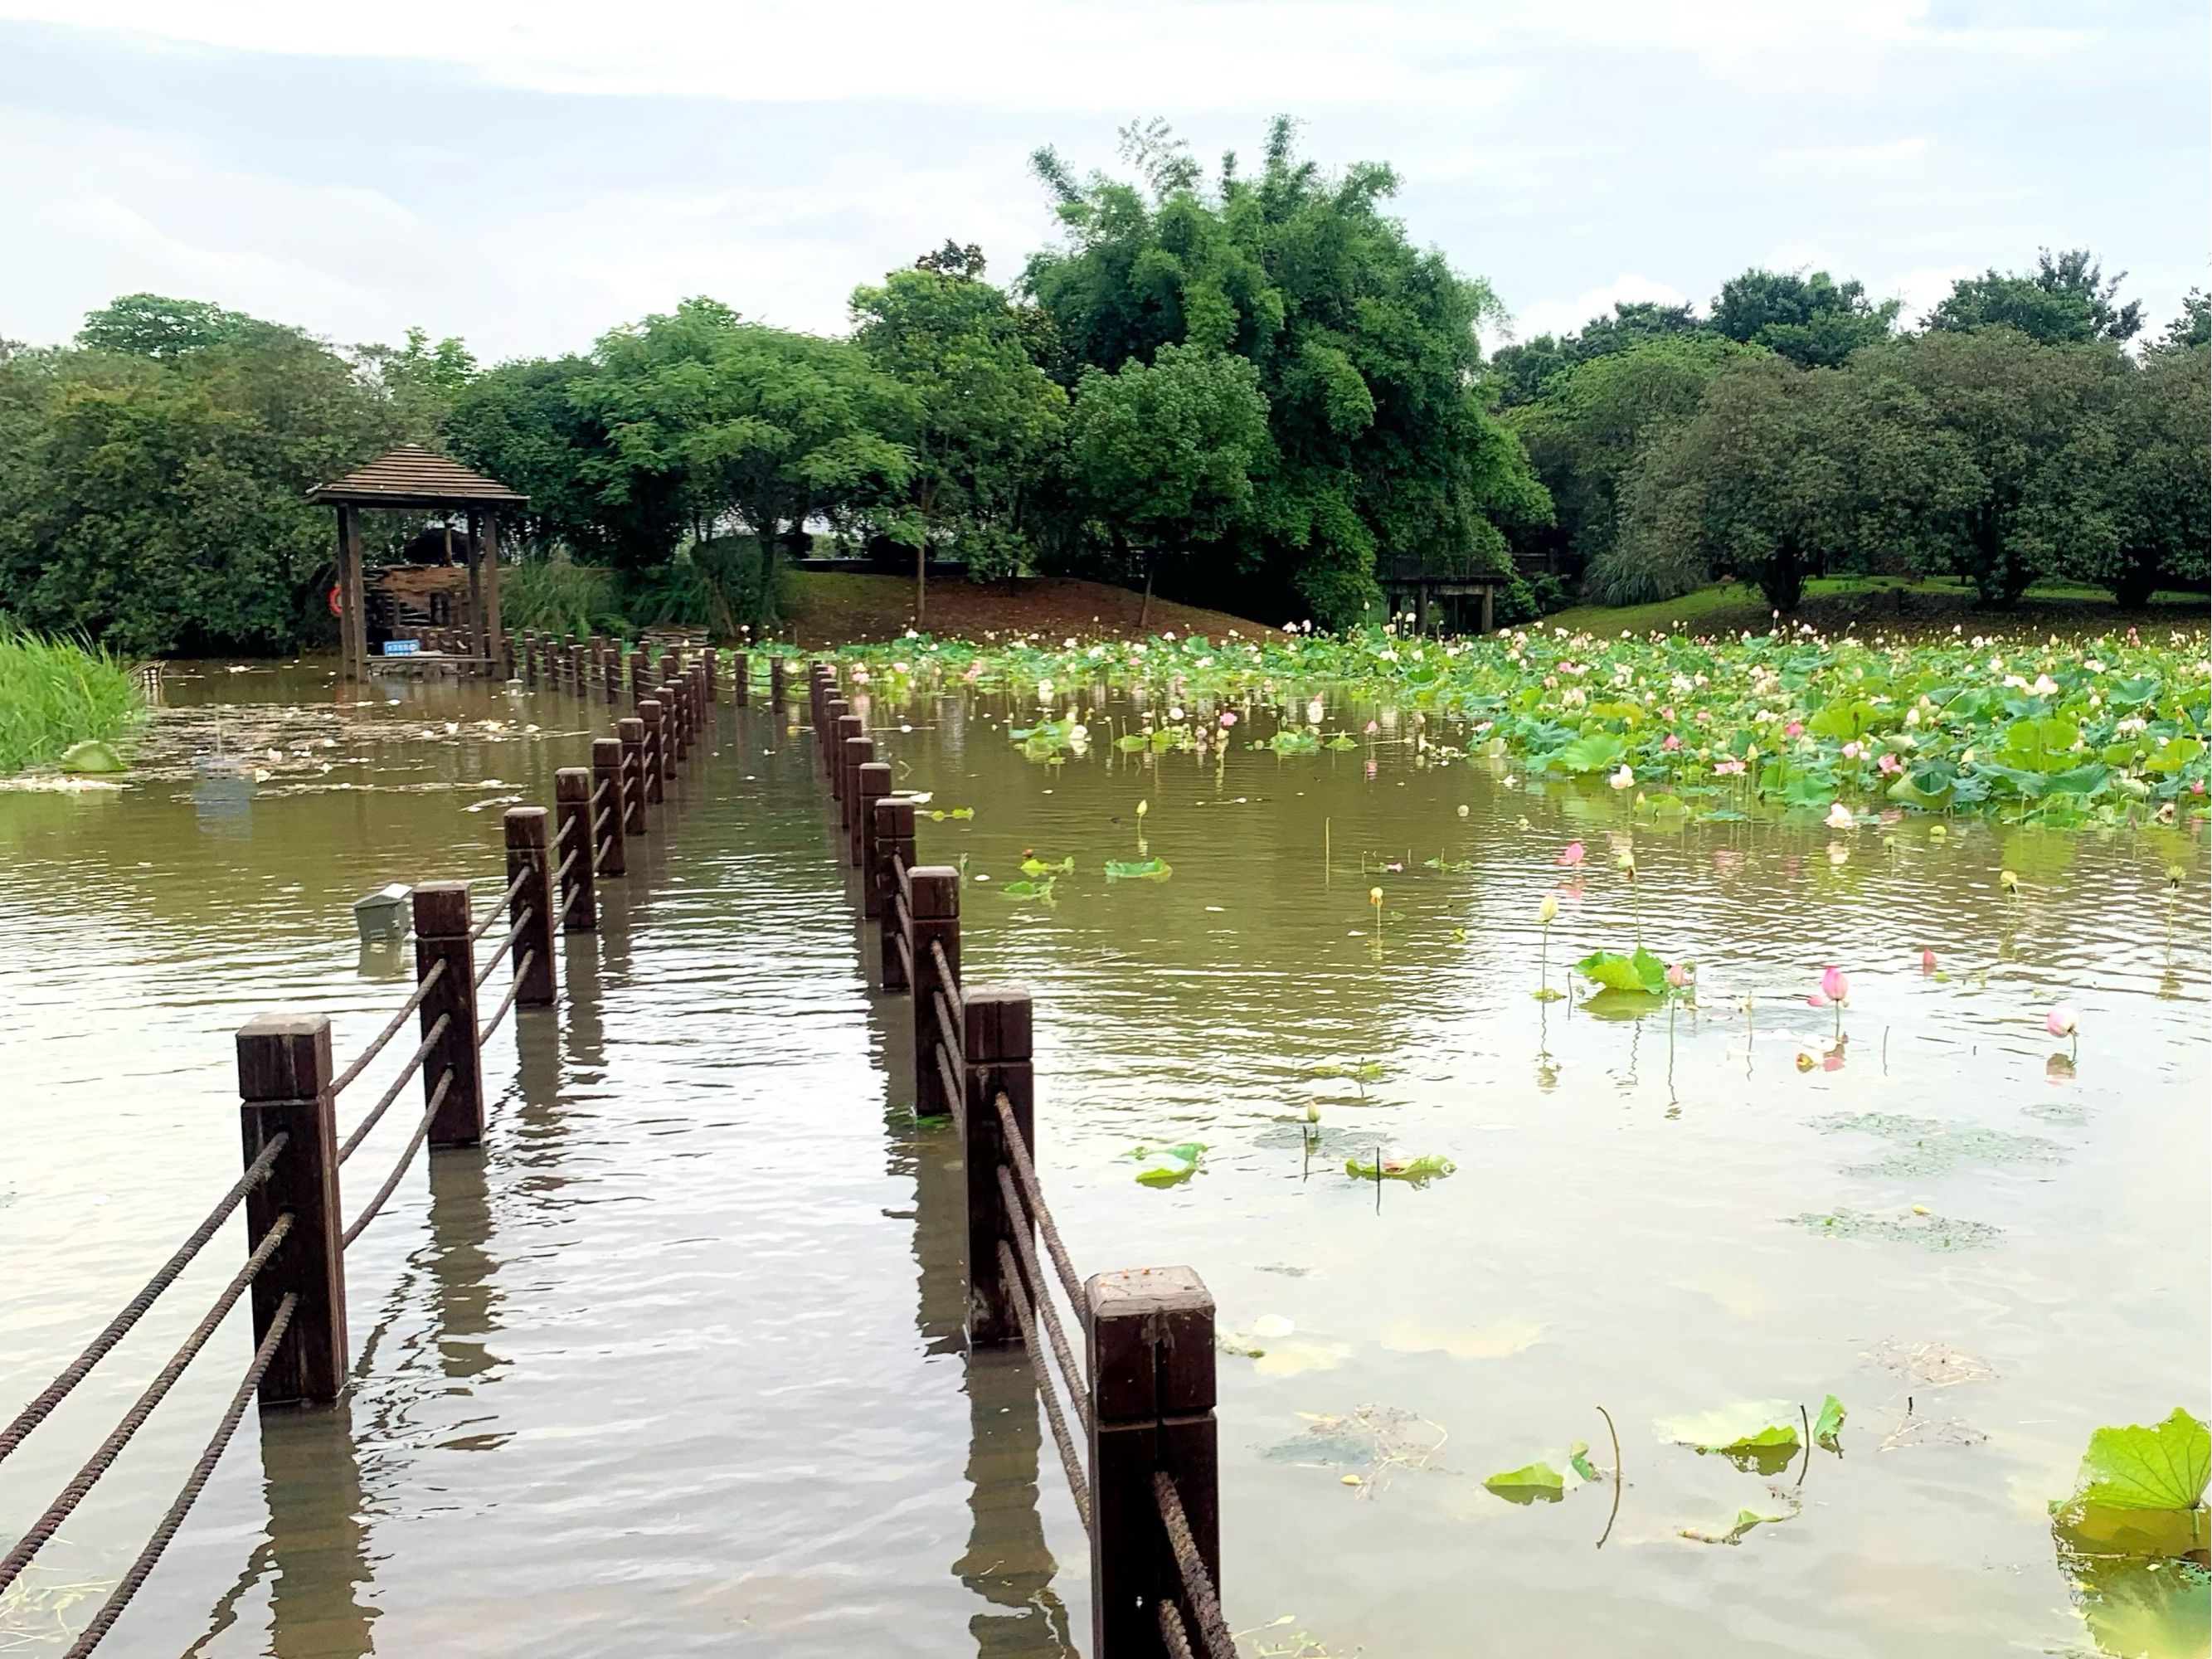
[382,639,420,656]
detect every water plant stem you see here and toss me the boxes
[1595,1405,1622,1550]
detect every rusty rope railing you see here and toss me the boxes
[1155,1472,1236,1659]
[1158,1603,1198,1659]
[0,1133,289,1468]
[478,952,533,1045]
[0,1212,294,1597]
[475,907,533,990]
[995,1094,1086,1316]
[341,1068,455,1248]
[469,867,532,944]
[337,1013,450,1165]
[329,958,447,1097]
[998,1238,1092,1533]
[57,1292,298,1657]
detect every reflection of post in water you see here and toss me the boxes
[186,1401,377,1659]
[424,1146,505,1385]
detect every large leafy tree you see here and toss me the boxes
[1486,300,1709,409]
[1708,267,1899,367]
[1507,332,1762,598]
[850,252,1067,623]
[1064,343,1271,624]
[1023,117,1548,626]
[1926,248,2144,345]
[566,298,913,572]
[0,314,405,653]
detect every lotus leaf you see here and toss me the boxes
[1999,716,2082,773]
[1654,1399,1801,1472]
[1127,1141,1206,1186]
[2146,737,2204,774]
[59,740,126,773]
[1343,1152,1455,1183]
[1573,946,1668,995]
[1483,1461,1565,1504]
[2074,1408,2210,1512]
[1553,732,1627,774]
[1104,857,1171,881]
[1680,1506,1789,1545]
[1813,1394,1846,1452]
[1324,733,1358,751]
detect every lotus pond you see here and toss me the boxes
[0,630,2205,1658]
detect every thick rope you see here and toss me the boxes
[0,1214,294,1595]
[558,880,586,923]
[998,1239,1092,1535]
[932,987,962,1066]
[995,1165,1090,1433]
[932,1042,961,1120]
[341,1069,453,1248]
[591,777,611,807]
[329,958,447,1096]
[0,1135,288,1468]
[995,1093,1087,1321]
[469,868,532,943]
[930,938,957,997]
[59,1292,299,1657]
[1153,1472,1234,1659]
[337,1013,449,1165]
[479,954,532,1044]
[556,813,579,845]
[1157,1602,1198,1659]
[475,906,533,990]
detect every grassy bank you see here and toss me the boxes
[0,625,144,772]
[1544,576,2210,642]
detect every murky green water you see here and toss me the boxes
[0,660,2205,1657]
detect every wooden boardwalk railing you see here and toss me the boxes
[808,660,1232,1659]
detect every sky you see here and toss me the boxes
[1,0,2204,363]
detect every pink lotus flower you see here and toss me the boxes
[1665,962,1689,989]
[1821,966,1849,1003]
[1920,948,1937,973]
[1662,732,1682,751]
[1806,992,1828,1008]
[1841,741,1864,759]
[1714,758,1747,776]
[1218,710,1237,727]
[1878,753,1901,774]
[2045,1004,2077,1038]
[1364,720,1379,735]
[1557,841,1587,867]
[1785,721,1804,737]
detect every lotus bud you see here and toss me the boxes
[1821,966,1849,1002]
[1920,948,1937,973]
[1538,893,1558,925]
[1557,841,1587,867]
[1135,799,1149,819]
[1999,868,2019,893]
[1665,962,1689,989]
[1369,886,1383,908]
[2044,1004,2077,1038]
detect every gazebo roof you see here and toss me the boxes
[309,445,526,508]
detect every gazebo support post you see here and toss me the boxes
[464,510,487,669]
[480,513,503,675]
[336,504,367,681]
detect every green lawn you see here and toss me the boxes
[1542,577,2208,640]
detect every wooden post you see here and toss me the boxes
[618,717,649,832]
[668,677,692,765]
[843,733,873,861]
[1087,1267,1220,1659]
[605,642,622,702]
[834,712,863,816]
[691,664,709,743]
[503,806,558,1006]
[909,867,960,1117]
[769,654,785,704]
[522,631,537,687]
[335,505,367,682]
[630,649,650,707]
[850,747,883,870]
[638,700,666,805]
[235,1014,346,1406]
[702,647,717,703]
[410,883,484,1148]
[479,512,503,670]
[554,768,596,932]
[658,685,683,777]
[873,795,916,984]
[464,517,488,664]
[592,737,628,876]
[733,651,750,704]
[825,698,851,786]
[505,629,520,681]
[961,987,1033,1348]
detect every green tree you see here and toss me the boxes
[850,256,1067,625]
[1488,300,1709,408]
[1023,116,1549,625]
[1926,248,2143,344]
[1863,326,2128,602]
[0,321,403,654]
[2161,289,2210,350]
[567,298,913,572]
[1709,268,1899,367]
[75,293,278,358]
[1064,343,1271,625]
[1509,332,1762,596]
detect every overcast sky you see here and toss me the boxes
[1,0,2203,363]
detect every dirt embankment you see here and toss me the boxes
[779,572,1274,645]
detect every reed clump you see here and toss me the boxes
[0,622,144,773]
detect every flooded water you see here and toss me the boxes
[0,659,2205,1658]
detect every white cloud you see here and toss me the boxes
[1885,263,1980,325]
[1510,275,1690,344]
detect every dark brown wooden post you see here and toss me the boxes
[553,767,596,932]
[410,883,484,1148]
[824,698,850,786]
[568,640,586,696]
[592,737,628,875]
[769,654,786,704]
[605,642,622,702]
[236,1014,346,1407]
[588,636,607,700]
[504,806,558,1006]
[691,664,709,742]
[851,747,883,869]
[874,795,916,987]
[503,628,518,680]
[733,650,750,704]
[638,700,666,805]
[702,647,717,703]
[1088,1267,1220,1659]
[835,714,865,826]
[842,733,873,860]
[962,987,1033,1347]
[909,867,960,1117]
[658,684,683,776]
[630,648,650,707]
[522,631,537,687]
[618,716,649,831]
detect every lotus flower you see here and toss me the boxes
[1558,841,1587,867]
[1538,893,1558,925]
[1878,753,1901,774]
[1826,801,1854,830]
[1999,868,2019,893]
[1219,710,1237,727]
[1609,764,1635,789]
[1665,962,1689,989]
[1821,966,1849,1003]
[1784,721,1804,737]
[1369,886,1383,906]
[2045,1004,2077,1038]
[1364,720,1379,735]
[1920,948,1937,973]
[1841,741,1864,760]
[1307,698,1325,723]
[1662,732,1682,750]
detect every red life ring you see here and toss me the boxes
[328,584,343,616]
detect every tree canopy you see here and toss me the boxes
[1927,248,2145,345]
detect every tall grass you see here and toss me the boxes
[499,542,785,642]
[0,622,145,772]
[497,558,629,640]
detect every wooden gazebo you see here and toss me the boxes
[309,446,527,680]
